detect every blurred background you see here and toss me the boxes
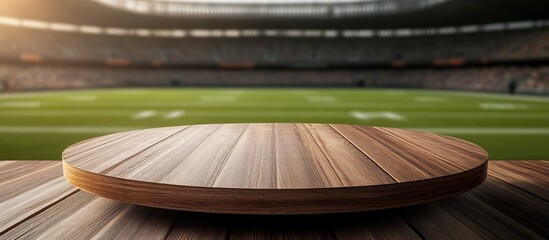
[0,0,548,160]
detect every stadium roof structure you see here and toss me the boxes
[0,0,548,29]
[86,0,448,18]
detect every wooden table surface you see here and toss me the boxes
[63,123,488,214]
[1,160,547,239]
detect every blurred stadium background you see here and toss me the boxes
[0,0,548,160]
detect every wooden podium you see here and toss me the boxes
[63,123,488,214]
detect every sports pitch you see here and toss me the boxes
[0,88,548,160]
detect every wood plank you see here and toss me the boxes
[0,161,16,169]
[228,215,336,240]
[161,124,247,187]
[489,161,549,200]
[436,194,544,239]
[302,124,395,186]
[62,130,140,159]
[0,161,57,183]
[274,123,331,189]
[496,161,549,184]
[518,160,549,175]
[331,124,443,181]
[0,162,76,234]
[100,207,178,239]
[363,127,460,175]
[375,127,483,170]
[0,161,29,175]
[108,124,222,182]
[332,211,421,240]
[214,123,277,188]
[166,213,228,240]
[33,198,132,239]
[469,176,549,236]
[65,126,189,173]
[1,191,97,239]
[292,124,346,188]
[0,162,63,203]
[387,128,488,161]
[90,204,154,239]
[399,204,483,239]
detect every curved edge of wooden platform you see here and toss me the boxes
[62,160,488,215]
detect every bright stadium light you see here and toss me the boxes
[90,0,451,18]
[151,0,370,3]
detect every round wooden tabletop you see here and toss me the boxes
[62,123,488,214]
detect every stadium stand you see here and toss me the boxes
[0,25,548,65]
[0,24,548,94]
[0,0,548,95]
[1,64,548,94]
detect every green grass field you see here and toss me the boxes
[1,88,548,160]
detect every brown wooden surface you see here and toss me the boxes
[1,160,547,239]
[62,123,488,214]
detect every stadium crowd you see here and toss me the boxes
[1,64,547,94]
[0,26,548,64]
[0,25,548,94]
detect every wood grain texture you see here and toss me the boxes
[62,123,488,214]
[1,161,547,239]
[0,161,76,234]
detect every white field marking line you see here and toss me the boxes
[164,110,185,119]
[307,96,337,103]
[441,91,549,103]
[0,110,131,117]
[66,95,97,102]
[0,110,343,119]
[132,110,157,120]
[200,96,236,102]
[0,126,138,134]
[130,102,440,109]
[0,93,48,99]
[186,111,345,118]
[7,101,488,109]
[169,111,549,119]
[0,91,74,99]
[350,111,407,121]
[3,126,548,135]
[414,96,446,102]
[479,103,530,110]
[411,128,549,135]
[0,89,109,99]
[404,112,549,119]
[0,101,42,108]
[4,110,546,119]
